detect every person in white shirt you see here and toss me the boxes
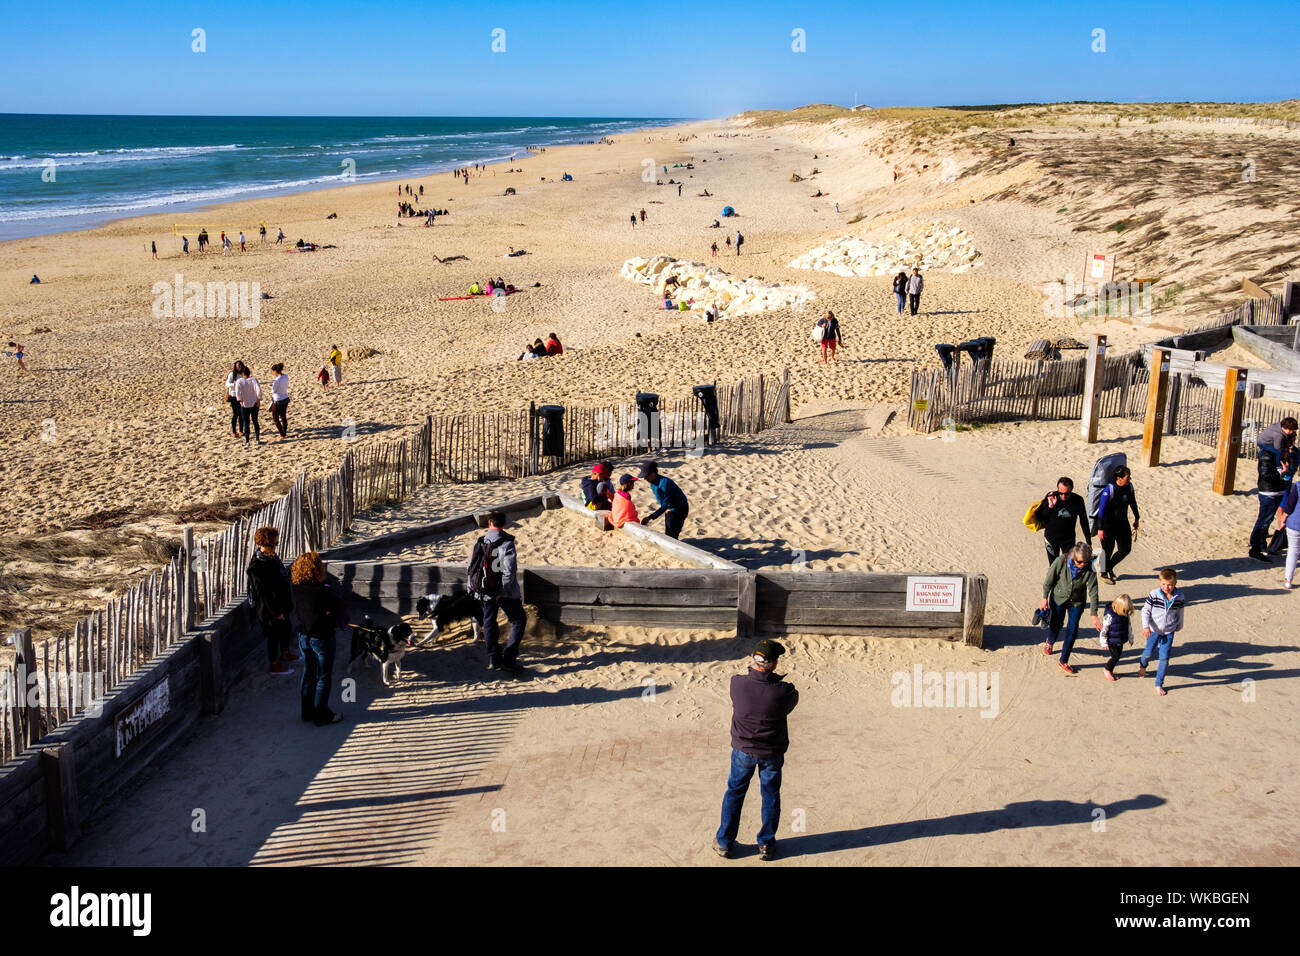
[906,268,924,315]
[269,362,290,440]
[225,361,249,437]
[234,367,263,445]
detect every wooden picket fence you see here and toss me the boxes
[908,292,1292,433]
[1,370,790,765]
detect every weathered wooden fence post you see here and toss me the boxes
[1080,334,1107,443]
[424,415,433,485]
[1164,374,1183,436]
[1142,348,1171,467]
[13,628,40,748]
[180,525,197,633]
[782,366,792,423]
[1213,367,1249,495]
[40,742,81,849]
[736,571,757,639]
[962,574,988,648]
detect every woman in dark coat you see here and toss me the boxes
[291,551,343,725]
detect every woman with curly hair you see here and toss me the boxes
[290,551,343,725]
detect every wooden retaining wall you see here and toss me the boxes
[0,597,264,866]
[326,562,988,647]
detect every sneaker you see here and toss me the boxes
[268,661,294,676]
[759,844,777,861]
[1058,661,1076,675]
[712,839,730,859]
[1281,579,1294,590]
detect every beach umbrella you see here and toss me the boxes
[721,206,735,217]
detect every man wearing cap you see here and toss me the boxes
[581,461,615,511]
[638,461,690,539]
[714,639,799,861]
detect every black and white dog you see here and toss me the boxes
[347,616,413,686]
[413,589,482,647]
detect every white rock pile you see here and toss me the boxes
[620,256,815,315]
[788,221,982,277]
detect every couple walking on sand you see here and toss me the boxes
[892,268,924,315]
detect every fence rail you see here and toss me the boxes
[1,370,790,765]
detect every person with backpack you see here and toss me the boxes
[581,461,615,510]
[815,310,842,364]
[1250,417,1297,562]
[892,271,908,315]
[247,525,297,676]
[1034,477,1090,564]
[639,460,690,539]
[468,512,528,677]
[1037,541,1101,675]
[1095,466,1140,584]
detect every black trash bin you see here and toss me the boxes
[935,343,958,371]
[635,392,659,447]
[538,404,565,457]
[692,384,720,433]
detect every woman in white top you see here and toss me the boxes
[269,363,290,440]
[225,361,249,437]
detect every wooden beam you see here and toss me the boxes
[1232,325,1300,375]
[963,573,988,647]
[40,743,81,850]
[1213,367,1249,495]
[737,572,757,639]
[1080,334,1106,443]
[619,520,744,570]
[1142,348,1171,467]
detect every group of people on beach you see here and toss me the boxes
[518,333,562,360]
[220,347,345,444]
[174,224,281,257]
[579,459,691,538]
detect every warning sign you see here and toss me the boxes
[912,399,929,411]
[1084,252,1114,283]
[906,576,963,612]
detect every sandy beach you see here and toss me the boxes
[4,107,1298,639]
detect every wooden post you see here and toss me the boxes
[1028,359,1045,419]
[40,742,81,850]
[962,573,988,648]
[1164,374,1182,436]
[782,366,792,423]
[737,571,757,639]
[1141,348,1171,467]
[1212,367,1249,495]
[199,626,226,715]
[1080,334,1106,443]
[180,526,196,633]
[424,415,433,485]
[13,628,39,747]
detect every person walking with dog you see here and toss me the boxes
[713,639,798,861]
[469,512,528,677]
[1037,541,1101,675]
[639,461,690,539]
[291,552,344,725]
[1095,466,1140,583]
[248,526,297,676]
[1034,477,1091,564]
[906,267,924,315]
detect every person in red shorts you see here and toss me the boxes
[816,310,842,363]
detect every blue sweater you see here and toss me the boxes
[646,475,689,521]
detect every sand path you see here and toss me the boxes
[46,408,1300,866]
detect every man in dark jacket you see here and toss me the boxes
[1251,417,1297,561]
[713,639,798,861]
[470,512,528,677]
[247,525,297,676]
[1035,476,1091,564]
[639,461,690,539]
[1095,467,1140,584]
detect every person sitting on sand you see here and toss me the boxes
[518,343,537,361]
[29,275,40,284]
[531,339,548,357]
[611,474,641,528]
[581,461,615,510]
[545,333,563,356]
[469,282,483,295]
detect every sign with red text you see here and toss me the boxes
[906,576,963,612]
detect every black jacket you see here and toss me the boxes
[729,668,799,758]
[291,581,341,640]
[247,550,292,623]
[1036,491,1090,546]
[893,274,908,295]
[1257,423,1294,494]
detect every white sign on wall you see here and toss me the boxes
[906,576,963,612]
[115,677,171,758]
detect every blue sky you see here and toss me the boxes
[1,0,1294,116]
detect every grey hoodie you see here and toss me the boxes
[471,527,521,600]
[1141,587,1185,635]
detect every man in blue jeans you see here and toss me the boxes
[471,512,529,678]
[714,639,799,861]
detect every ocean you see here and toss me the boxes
[0,114,680,240]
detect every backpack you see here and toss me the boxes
[1086,453,1127,520]
[1023,500,1044,531]
[468,534,506,598]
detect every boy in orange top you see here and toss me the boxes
[611,474,641,528]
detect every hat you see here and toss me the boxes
[753,639,785,663]
[618,473,637,486]
[637,461,659,479]
[593,461,612,476]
